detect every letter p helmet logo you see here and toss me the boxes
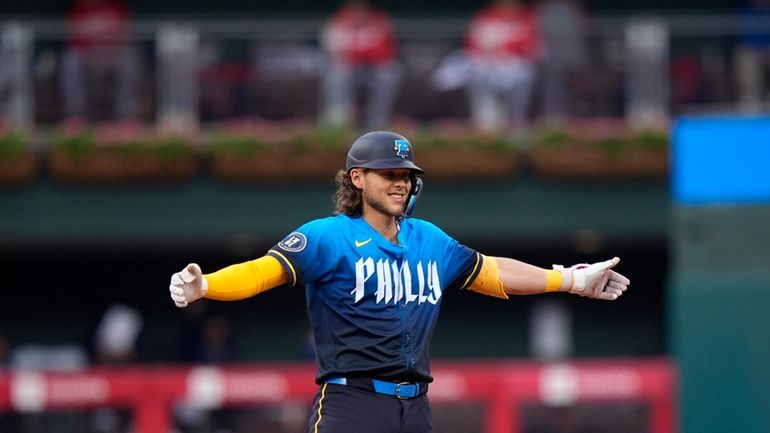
[393,139,410,159]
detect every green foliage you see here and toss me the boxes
[597,137,627,156]
[411,130,454,149]
[115,140,148,157]
[0,131,30,159]
[535,128,572,149]
[53,127,195,159]
[206,125,354,154]
[531,125,669,156]
[208,134,267,156]
[53,130,95,157]
[633,129,669,150]
[412,129,516,152]
[292,126,352,151]
[154,136,194,160]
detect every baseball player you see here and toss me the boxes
[169,130,630,433]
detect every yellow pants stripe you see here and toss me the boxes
[313,383,328,433]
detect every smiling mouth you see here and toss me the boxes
[388,192,405,202]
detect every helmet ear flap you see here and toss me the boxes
[405,176,423,216]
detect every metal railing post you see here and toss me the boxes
[625,18,669,128]
[1,22,34,131]
[156,23,198,133]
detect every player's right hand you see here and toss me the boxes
[555,257,630,301]
[169,263,208,308]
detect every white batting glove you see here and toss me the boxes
[169,263,208,308]
[554,257,630,301]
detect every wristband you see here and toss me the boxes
[544,269,563,292]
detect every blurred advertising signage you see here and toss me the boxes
[539,364,642,405]
[11,372,111,411]
[673,115,770,205]
[186,367,290,408]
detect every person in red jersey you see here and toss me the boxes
[465,0,542,132]
[320,0,401,129]
[60,0,140,123]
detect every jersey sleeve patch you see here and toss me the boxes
[268,217,340,287]
[277,231,307,253]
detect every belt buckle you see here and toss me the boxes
[395,381,413,399]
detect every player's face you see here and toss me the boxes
[358,168,412,218]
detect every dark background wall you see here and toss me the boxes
[1,218,667,364]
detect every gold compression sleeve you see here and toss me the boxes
[467,256,509,299]
[203,256,289,301]
[544,269,564,292]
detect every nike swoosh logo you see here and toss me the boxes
[355,238,372,248]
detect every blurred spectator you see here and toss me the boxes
[175,312,239,433]
[465,0,541,133]
[735,0,770,111]
[536,0,589,124]
[90,304,143,433]
[319,0,401,129]
[93,303,143,365]
[60,0,141,124]
[670,56,705,105]
[188,315,236,364]
[177,302,238,364]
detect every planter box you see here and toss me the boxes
[0,153,37,187]
[417,149,519,182]
[528,146,669,181]
[49,151,198,185]
[212,148,519,184]
[210,149,346,183]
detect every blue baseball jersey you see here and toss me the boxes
[267,214,482,384]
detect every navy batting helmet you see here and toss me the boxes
[345,131,425,216]
[345,131,424,174]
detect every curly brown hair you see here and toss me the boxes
[333,169,363,216]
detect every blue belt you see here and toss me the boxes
[325,377,422,399]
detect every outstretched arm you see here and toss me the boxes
[469,256,630,301]
[169,256,289,308]
[495,257,558,295]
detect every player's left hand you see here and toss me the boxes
[556,257,630,301]
[169,263,208,308]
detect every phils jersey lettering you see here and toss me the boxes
[267,214,481,383]
[353,258,442,305]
